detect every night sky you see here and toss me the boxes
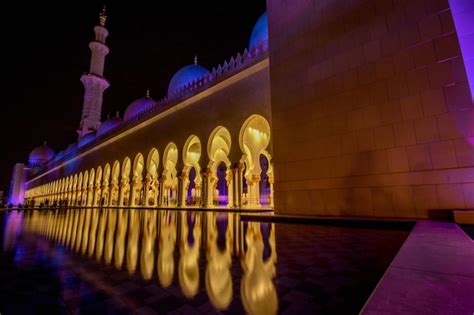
[0,1,267,194]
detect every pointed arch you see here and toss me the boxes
[110,160,120,206]
[102,163,111,206]
[207,126,233,207]
[161,142,178,207]
[145,148,160,206]
[182,135,202,207]
[131,153,145,206]
[239,114,272,208]
[120,157,131,206]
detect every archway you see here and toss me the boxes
[182,135,202,207]
[239,115,272,208]
[87,169,95,206]
[146,148,160,206]
[72,174,78,206]
[110,161,120,206]
[77,172,83,206]
[207,126,233,208]
[82,171,89,206]
[93,166,103,206]
[101,163,111,206]
[120,157,131,206]
[131,153,145,206]
[161,143,178,207]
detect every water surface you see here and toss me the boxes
[0,208,410,314]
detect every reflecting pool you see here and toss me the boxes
[0,209,410,314]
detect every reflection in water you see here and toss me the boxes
[18,208,278,315]
[140,210,157,280]
[241,222,278,315]
[206,212,233,310]
[104,207,117,264]
[126,209,140,274]
[158,211,176,287]
[179,212,201,298]
[114,209,128,269]
[95,208,108,260]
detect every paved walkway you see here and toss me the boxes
[362,221,474,314]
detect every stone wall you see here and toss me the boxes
[268,0,474,218]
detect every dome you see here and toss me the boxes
[249,12,268,49]
[29,142,55,166]
[97,116,122,137]
[65,143,77,156]
[124,96,156,121]
[167,63,210,97]
[78,132,96,149]
[54,150,65,162]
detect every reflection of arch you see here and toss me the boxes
[207,126,233,207]
[140,210,157,279]
[239,115,272,208]
[126,209,140,274]
[179,212,201,298]
[241,222,278,315]
[104,208,117,265]
[131,153,145,206]
[110,161,120,206]
[182,135,202,207]
[158,211,176,287]
[146,148,160,206]
[205,212,233,309]
[161,143,178,207]
[119,157,131,206]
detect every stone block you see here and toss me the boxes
[454,138,474,167]
[429,140,458,169]
[407,144,433,171]
[374,125,395,149]
[387,147,410,172]
[394,121,417,146]
[421,89,447,116]
[400,94,424,120]
[414,116,440,143]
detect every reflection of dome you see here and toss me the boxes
[54,150,65,162]
[97,116,122,136]
[65,143,77,156]
[29,142,55,166]
[124,95,155,121]
[249,12,268,48]
[168,63,210,96]
[78,132,96,148]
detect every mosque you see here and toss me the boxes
[8,1,474,220]
[9,8,274,210]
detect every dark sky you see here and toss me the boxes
[0,1,267,193]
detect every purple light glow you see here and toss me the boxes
[449,0,474,102]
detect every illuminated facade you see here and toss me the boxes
[14,9,274,210]
[10,1,474,219]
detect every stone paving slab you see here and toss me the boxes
[362,221,474,314]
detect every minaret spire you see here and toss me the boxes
[78,6,111,139]
[99,5,107,26]
[194,55,198,65]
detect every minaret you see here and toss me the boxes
[78,6,110,139]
